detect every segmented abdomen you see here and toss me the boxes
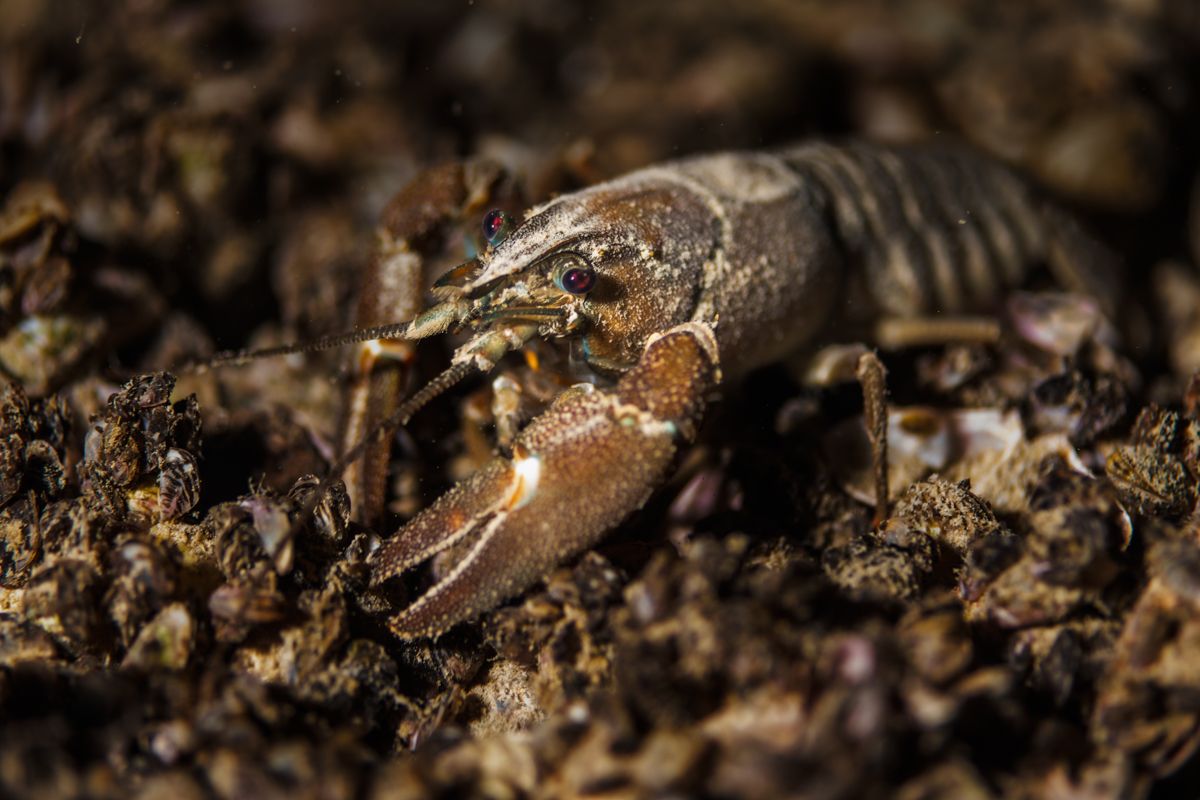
[781,142,1056,317]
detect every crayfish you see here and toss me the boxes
[203,142,1120,638]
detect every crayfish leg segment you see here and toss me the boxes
[372,323,720,639]
[354,337,415,379]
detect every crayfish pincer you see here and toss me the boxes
[207,141,1121,639]
[371,323,718,638]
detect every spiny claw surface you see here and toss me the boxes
[371,322,719,639]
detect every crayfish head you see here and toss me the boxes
[426,173,722,374]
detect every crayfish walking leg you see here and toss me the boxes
[340,161,516,527]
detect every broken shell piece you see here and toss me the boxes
[125,484,162,528]
[107,536,176,646]
[288,474,351,543]
[1025,457,1133,585]
[208,570,288,640]
[122,603,193,671]
[158,448,201,521]
[0,498,42,588]
[1028,370,1128,446]
[824,406,1022,506]
[239,497,295,574]
[943,434,1089,515]
[954,408,1024,457]
[1006,291,1114,357]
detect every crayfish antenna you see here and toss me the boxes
[289,322,538,538]
[168,298,480,543]
[286,359,477,543]
[180,320,418,374]
[179,298,474,374]
[332,360,475,477]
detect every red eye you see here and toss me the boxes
[555,264,596,295]
[482,209,513,245]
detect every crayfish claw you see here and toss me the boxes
[371,323,720,639]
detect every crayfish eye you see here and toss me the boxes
[552,256,596,295]
[482,209,514,246]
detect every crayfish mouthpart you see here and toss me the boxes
[432,257,482,292]
[404,301,470,340]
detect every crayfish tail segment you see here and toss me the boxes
[372,323,720,639]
